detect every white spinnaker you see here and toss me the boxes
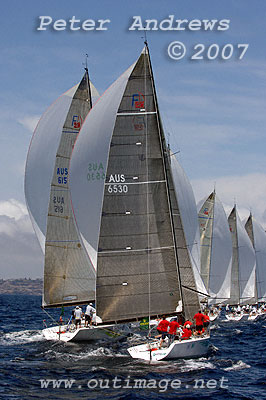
[171,155,208,297]
[24,82,98,253]
[69,63,137,263]
[236,211,256,303]
[210,196,232,302]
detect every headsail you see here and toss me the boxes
[245,214,266,302]
[70,46,201,323]
[198,191,232,304]
[228,206,256,304]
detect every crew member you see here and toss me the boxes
[203,311,210,331]
[156,316,170,347]
[181,324,192,340]
[193,310,205,334]
[74,306,83,329]
[168,318,180,341]
[85,303,96,327]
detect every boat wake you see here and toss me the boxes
[0,329,45,345]
[180,358,215,372]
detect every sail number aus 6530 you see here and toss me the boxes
[107,184,128,194]
[107,174,128,194]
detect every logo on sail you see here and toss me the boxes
[72,115,83,129]
[133,116,145,131]
[132,92,145,109]
[203,208,209,215]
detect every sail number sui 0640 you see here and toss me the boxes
[107,174,128,194]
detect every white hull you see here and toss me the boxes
[209,313,219,322]
[225,313,243,321]
[42,324,125,343]
[128,336,210,361]
[248,314,259,321]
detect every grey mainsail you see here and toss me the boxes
[25,69,98,308]
[245,213,266,302]
[43,70,96,307]
[70,46,201,324]
[198,191,232,304]
[228,206,256,305]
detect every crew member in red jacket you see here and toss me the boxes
[181,323,192,340]
[193,310,205,333]
[203,311,210,331]
[156,316,170,347]
[168,318,180,341]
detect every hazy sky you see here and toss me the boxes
[1,0,266,278]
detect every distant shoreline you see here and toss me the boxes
[0,278,42,295]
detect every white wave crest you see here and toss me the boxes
[223,360,251,371]
[181,358,215,372]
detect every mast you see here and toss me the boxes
[144,42,185,315]
[228,205,240,305]
[85,54,93,109]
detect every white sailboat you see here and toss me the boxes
[198,191,232,306]
[68,42,209,359]
[245,213,266,303]
[245,213,266,320]
[25,69,125,342]
[225,206,256,321]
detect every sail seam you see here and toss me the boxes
[104,180,166,186]
[99,245,175,254]
[117,112,157,116]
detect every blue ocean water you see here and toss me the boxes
[0,294,265,400]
